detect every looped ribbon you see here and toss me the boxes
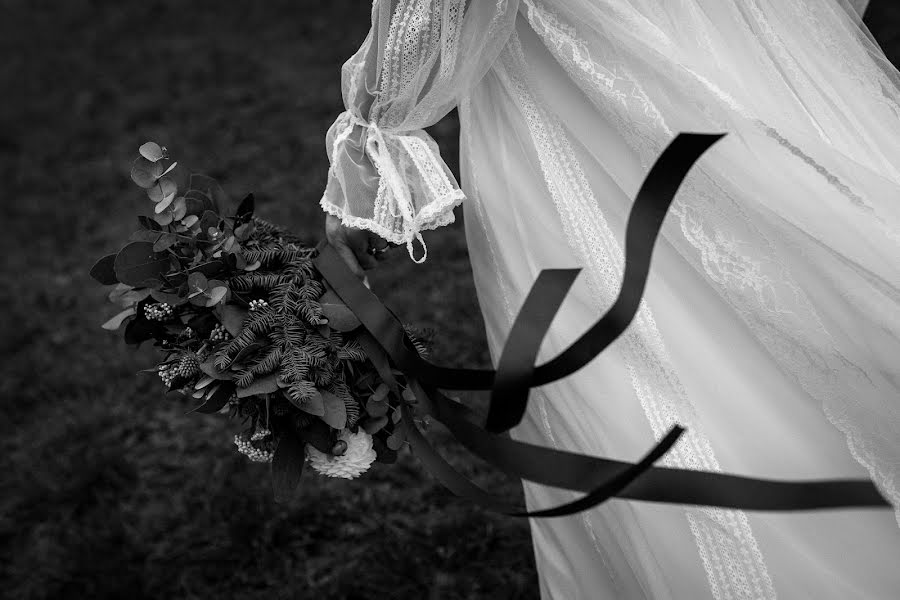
[329,109,463,264]
[313,132,892,517]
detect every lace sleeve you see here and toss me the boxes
[320,0,520,262]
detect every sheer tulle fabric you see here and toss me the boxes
[320,0,519,261]
[323,0,900,597]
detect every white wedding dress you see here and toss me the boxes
[320,1,900,597]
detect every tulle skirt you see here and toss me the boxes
[458,2,900,597]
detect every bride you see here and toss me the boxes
[319,0,900,597]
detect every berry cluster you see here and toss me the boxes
[251,427,272,442]
[144,302,174,321]
[179,326,194,339]
[209,323,230,342]
[248,299,269,312]
[234,432,275,463]
[157,363,177,387]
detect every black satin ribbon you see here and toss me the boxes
[313,132,891,516]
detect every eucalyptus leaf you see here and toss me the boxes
[90,254,118,285]
[114,242,169,287]
[271,432,305,503]
[153,211,173,226]
[102,307,136,330]
[172,197,187,221]
[187,272,208,292]
[236,373,280,398]
[371,383,390,403]
[319,389,347,429]
[234,222,255,241]
[205,286,228,306]
[130,156,164,189]
[183,190,214,215]
[159,161,177,177]
[365,396,389,418]
[152,233,178,253]
[149,177,177,205]
[362,415,389,435]
[181,214,199,228]
[385,431,405,450]
[139,141,165,162]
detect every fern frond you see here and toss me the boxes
[250,346,282,376]
[337,339,367,362]
[287,380,318,405]
[235,369,255,388]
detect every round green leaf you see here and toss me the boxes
[205,286,228,306]
[148,176,177,205]
[172,197,187,221]
[153,211,174,226]
[366,396,389,418]
[113,242,170,287]
[152,233,178,253]
[131,157,164,188]
[139,141,166,162]
[386,430,405,451]
[362,415,389,434]
[187,272,208,292]
[181,214,199,228]
[371,383,390,403]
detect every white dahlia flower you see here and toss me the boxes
[306,429,377,479]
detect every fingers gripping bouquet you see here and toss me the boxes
[91,143,433,498]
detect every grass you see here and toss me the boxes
[1,2,534,598]
[3,2,900,599]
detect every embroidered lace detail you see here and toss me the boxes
[523,0,900,531]
[322,110,464,262]
[505,15,776,599]
[324,1,518,263]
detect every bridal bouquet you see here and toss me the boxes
[92,143,433,497]
[93,137,888,517]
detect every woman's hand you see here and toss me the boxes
[324,213,393,280]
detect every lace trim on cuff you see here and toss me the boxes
[319,188,464,263]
